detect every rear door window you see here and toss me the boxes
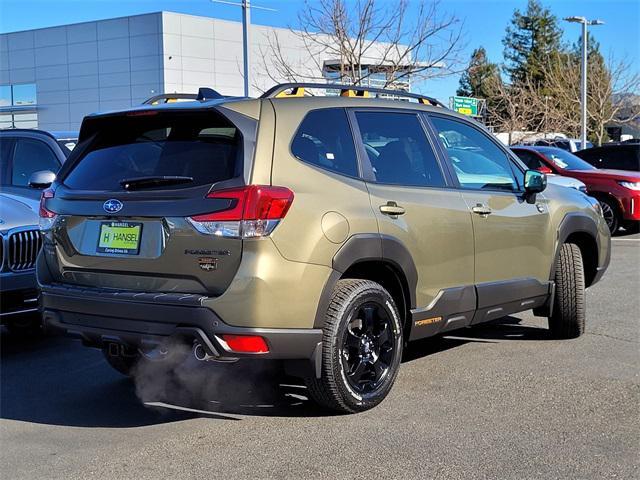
[63,111,242,191]
[11,138,61,187]
[355,111,445,187]
[291,108,359,177]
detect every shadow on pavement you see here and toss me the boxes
[402,316,551,363]
[1,314,549,427]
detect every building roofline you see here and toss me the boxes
[0,10,282,36]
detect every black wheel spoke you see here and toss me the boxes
[372,360,388,379]
[348,358,368,383]
[345,329,361,349]
[375,323,390,346]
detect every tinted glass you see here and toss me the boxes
[64,112,241,191]
[0,138,14,184]
[11,138,61,186]
[291,108,358,177]
[514,149,544,170]
[355,111,445,187]
[577,146,640,171]
[431,117,517,191]
[536,147,596,170]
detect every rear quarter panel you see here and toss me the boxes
[267,100,378,266]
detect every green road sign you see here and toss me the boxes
[452,96,479,116]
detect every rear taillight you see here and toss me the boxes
[187,185,294,238]
[39,188,57,231]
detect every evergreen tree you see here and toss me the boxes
[456,47,501,99]
[502,0,562,86]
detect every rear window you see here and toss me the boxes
[63,111,242,190]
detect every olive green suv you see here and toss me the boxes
[37,84,610,413]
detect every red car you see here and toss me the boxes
[512,146,640,233]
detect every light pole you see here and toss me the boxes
[564,16,604,150]
[211,0,276,97]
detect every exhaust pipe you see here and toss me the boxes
[193,342,214,361]
[193,341,238,363]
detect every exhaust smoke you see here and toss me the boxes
[130,338,307,414]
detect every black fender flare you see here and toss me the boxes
[313,234,418,328]
[550,212,603,282]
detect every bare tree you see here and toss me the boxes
[255,0,464,91]
[486,77,559,144]
[544,52,640,145]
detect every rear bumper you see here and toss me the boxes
[40,283,322,362]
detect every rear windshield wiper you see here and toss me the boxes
[119,176,194,190]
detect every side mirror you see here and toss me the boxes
[524,169,547,195]
[28,170,57,189]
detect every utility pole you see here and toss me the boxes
[211,0,276,97]
[564,16,604,150]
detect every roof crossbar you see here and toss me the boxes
[260,83,446,108]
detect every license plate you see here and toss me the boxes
[97,221,142,255]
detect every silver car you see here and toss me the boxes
[0,129,74,335]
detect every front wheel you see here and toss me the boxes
[548,243,585,339]
[305,279,403,413]
[598,198,620,234]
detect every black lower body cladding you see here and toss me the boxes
[39,283,322,361]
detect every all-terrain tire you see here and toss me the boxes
[305,279,403,413]
[548,243,586,339]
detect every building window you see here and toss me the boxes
[0,83,38,129]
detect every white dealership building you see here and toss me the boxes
[0,11,414,131]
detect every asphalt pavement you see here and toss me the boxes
[1,233,638,479]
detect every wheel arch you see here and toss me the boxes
[554,213,600,288]
[313,234,417,336]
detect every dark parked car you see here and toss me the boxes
[512,146,640,234]
[0,129,75,335]
[574,143,640,172]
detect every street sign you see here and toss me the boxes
[451,96,479,116]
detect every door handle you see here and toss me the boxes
[471,204,492,216]
[380,201,406,216]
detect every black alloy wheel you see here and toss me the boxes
[341,302,395,394]
[304,279,403,413]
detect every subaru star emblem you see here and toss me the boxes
[103,199,123,214]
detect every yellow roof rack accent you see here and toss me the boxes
[275,87,305,98]
[261,83,447,108]
[340,89,369,98]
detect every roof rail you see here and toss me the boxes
[142,87,224,105]
[260,83,446,108]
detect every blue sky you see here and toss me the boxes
[0,0,638,102]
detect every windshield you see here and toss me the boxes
[536,147,596,171]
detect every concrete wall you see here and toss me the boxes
[0,13,164,131]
